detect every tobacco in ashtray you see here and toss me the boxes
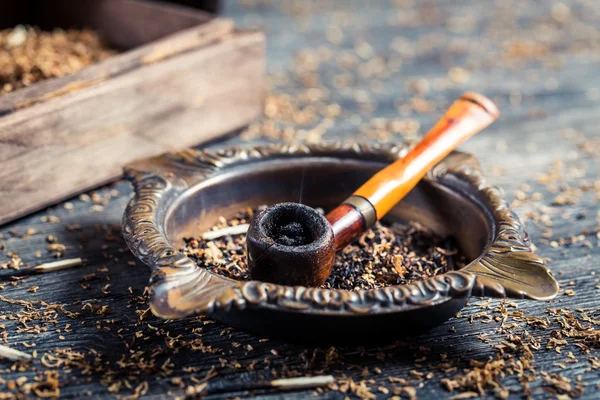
[0,25,117,95]
[180,206,466,290]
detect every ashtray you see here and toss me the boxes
[122,142,559,342]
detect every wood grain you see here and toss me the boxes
[0,5,264,225]
[0,8,231,113]
[0,0,599,399]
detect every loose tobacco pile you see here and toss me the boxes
[0,25,116,95]
[180,207,464,290]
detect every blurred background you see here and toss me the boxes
[218,0,599,186]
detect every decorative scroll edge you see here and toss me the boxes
[121,141,558,319]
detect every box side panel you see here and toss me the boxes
[0,19,234,113]
[0,32,265,225]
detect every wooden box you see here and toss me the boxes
[0,0,264,225]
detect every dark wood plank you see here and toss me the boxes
[0,0,215,49]
[35,0,214,49]
[1,0,599,399]
[155,0,220,14]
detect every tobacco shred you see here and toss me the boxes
[180,207,465,290]
[0,25,116,95]
[1,1,599,399]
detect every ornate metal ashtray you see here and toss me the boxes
[122,142,559,342]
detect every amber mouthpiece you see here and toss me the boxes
[246,92,499,287]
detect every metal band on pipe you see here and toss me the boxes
[342,195,377,228]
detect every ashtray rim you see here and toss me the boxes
[121,142,559,321]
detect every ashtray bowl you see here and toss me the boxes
[122,142,558,342]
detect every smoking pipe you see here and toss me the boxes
[246,92,499,287]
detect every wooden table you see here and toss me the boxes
[1,1,598,398]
